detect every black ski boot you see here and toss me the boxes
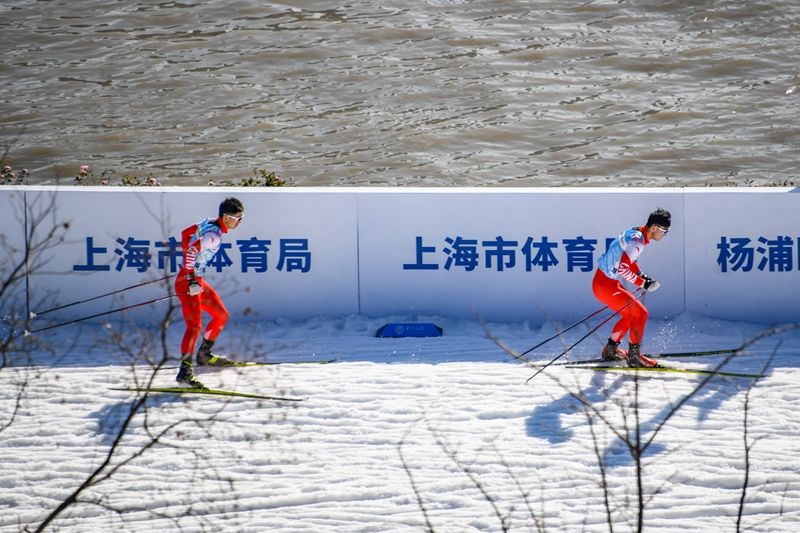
[196,338,236,366]
[601,338,627,362]
[626,343,658,368]
[176,359,207,389]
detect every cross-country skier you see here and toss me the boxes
[175,197,244,388]
[593,208,671,368]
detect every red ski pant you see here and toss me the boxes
[175,275,229,355]
[592,269,648,345]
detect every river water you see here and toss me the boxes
[1,1,799,186]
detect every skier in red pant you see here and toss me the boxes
[175,197,244,388]
[592,208,671,368]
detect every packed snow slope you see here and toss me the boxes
[2,312,799,532]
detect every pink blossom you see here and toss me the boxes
[2,166,11,173]
[79,165,90,174]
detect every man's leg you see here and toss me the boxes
[592,270,652,365]
[196,283,233,366]
[175,277,206,387]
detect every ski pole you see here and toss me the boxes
[24,294,178,336]
[525,290,647,383]
[519,305,609,358]
[31,274,174,318]
[519,287,644,358]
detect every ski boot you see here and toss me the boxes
[601,338,627,362]
[176,359,207,389]
[626,343,658,368]
[196,338,236,367]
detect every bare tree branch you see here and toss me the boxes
[398,419,436,533]
[478,306,800,533]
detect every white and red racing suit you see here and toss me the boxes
[592,226,651,344]
[175,217,230,355]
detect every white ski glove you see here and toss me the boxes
[187,273,202,296]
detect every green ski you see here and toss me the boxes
[573,364,764,379]
[111,387,305,401]
[657,348,739,358]
[553,348,741,367]
[165,359,337,371]
[221,359,337,367]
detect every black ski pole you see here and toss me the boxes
[31,274,174,317]
[24,294,178,336]
[518,287,644,358]
[526,290,647,383]
[518,305,609,358]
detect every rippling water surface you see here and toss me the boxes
[1,1,799,186]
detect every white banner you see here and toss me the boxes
[685,189,800,321]
[358,189,685,321]
[19,187,360,322]
[1,186,797,326]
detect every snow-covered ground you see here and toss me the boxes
[2,312,799,532]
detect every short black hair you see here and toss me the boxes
[219,197,244,217]
[646,207,671,229]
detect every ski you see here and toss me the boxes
[166,359,337,370]
[658,348,739,358]
[552,348,740,367]
[566,364,764,379]
[110,387,305,401]
[219,358,337,367]
[553,357,624,367]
